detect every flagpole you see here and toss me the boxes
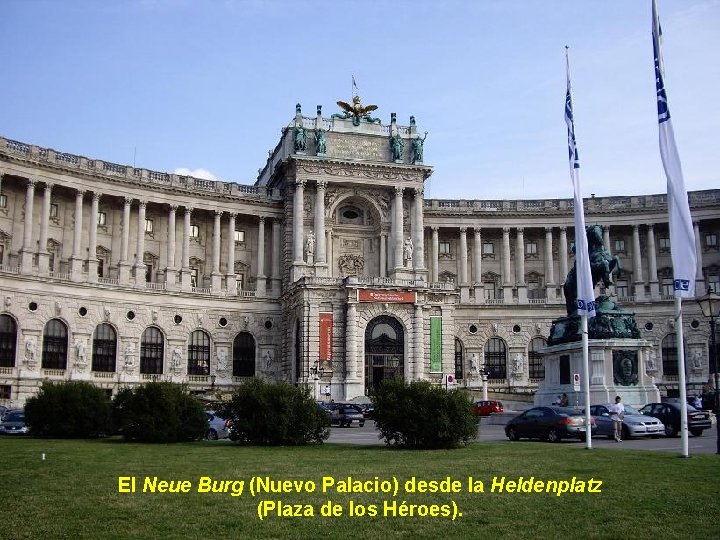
[676,297,689,457]
[581,314,592,449]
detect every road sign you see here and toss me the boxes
[573,373,581,391]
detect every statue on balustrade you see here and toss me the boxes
[315,128,326,154]
[411,132,427,164]
[293,125,306,152]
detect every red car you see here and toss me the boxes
[473,400,504,416]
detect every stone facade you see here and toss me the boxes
[0,108,719,407]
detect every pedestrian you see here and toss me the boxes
[608,395,625,442]
[693,395,702,409]
[560,393,569,407]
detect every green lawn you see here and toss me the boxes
[1,437,719,539]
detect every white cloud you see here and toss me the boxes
[173,167,218,181]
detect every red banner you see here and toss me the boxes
[319,313,333,362]
[357,289,417,303]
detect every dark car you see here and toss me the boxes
[330,403,365,427]
[356,402,375,419]
[638,402,711,437]
[505,406,595,442]
[473,400,504,416]
[0,410,29,435]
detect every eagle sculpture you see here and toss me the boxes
[333,95,380,126]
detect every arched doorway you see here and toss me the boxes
[364,316,404,393]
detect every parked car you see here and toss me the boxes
[205,411,230,440]
[0,410,29,435]
[473,400,504,416]
[589,404,664,439]
[356,402,375,419]
[330,403,365,427]
[638,402,712,437]
[505,406,595,442]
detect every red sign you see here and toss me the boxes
[357,289,417,303]
[319,313,333,362]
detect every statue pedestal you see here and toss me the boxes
[536,338,659,409]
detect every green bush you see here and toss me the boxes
[112,382,206,443]
[372,378,478,449]
[25,381,112,438]
[220,378,329,445]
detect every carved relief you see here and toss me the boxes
[338,254,364,276]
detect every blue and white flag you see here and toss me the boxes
[653,0,696,298]
[565,48,595,318]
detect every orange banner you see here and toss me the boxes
[319,313,333,362]
[357,289,417,303]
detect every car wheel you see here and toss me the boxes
[621,426,631,440]
[690,429,704,437]
[359,422,365,428]
[665,424,678,437]
[206,429,218,440]
[547,428,561,443]
[507,427,519,441]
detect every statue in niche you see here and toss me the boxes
[124,341,136,369]
[293,125,306,152]
[390,133,404,161]
[403,238,414,266]
[691,348,703,370]
[470,353,480,377]
[512,353,524,375]
[315,128,326,154]
[645,349,657,373]
[76,340,87,366]
[305,231,315,261]
[217,349,228,373]
[25,338,37,367]
[171,346,183,371]
[411,132,428,164]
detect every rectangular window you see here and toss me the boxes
[706,233,718,248]
[0,245,4,266]
[190,225,199,239]
[97,259,104,279]
[659,237,671,251]
[707,274,719,294]
[97,211,106,226]
[0,384,10,400]
[662,278,674,296]
[49,203,58,218]
[144,219,154,233]
[614,239,626,253]
[616,279,629,297]
[439,241,451,255]
[236,273,244,292]
[234,230,245,243]
[525,242,537,255]
[482,242,494,255]
[0,194,6,208]
[559,355,571,385]
[190,268,199,288]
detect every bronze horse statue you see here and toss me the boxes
[563,224,621,316]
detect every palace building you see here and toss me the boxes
[0,102,718,407]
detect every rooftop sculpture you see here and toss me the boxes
[332,95,381,126]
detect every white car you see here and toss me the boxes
[205,411,230,440]
[590,404,665,439]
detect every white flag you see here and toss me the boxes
[565,49,596,318]
[653,0,696,298]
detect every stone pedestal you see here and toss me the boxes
[536,338,660,409]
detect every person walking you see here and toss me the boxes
[608,396,625,442]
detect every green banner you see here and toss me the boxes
[430,316,442,373]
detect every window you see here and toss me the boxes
[454,338,464,380]
[0,244,4,266]
[234,230,245,243]
[97,211,106,226]
[42,319,68,370]
[49,203,58,218]
[484,337,507,379]
[190,225,199,239]
[91,323,117,372]
[439,241,451,255]
[662,334,678,376]
[140,327,164,374]
[190,268,199,288]
[569,241,575,253]
[525,242,537,256]
[233,332,256,377]
[0,194,6,208]
[707,273,719,294]
[706,233,718,249]
[97,258,104,279]
[559,355,571,384]
[236,274,245,292]
[614,239,626,253]
[0,385,10,400]
[616,279,629,298]
[528,337,546,380]
[659,236,671,252]
[144,219,154,233]
[482,242,494,255]
[188,330,210,375]
[661,278,674,297]
[0,314,17,368]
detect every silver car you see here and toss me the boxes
[590,404,664,439]
[205,411,230,440]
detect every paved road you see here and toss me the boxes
[328,420,720,455]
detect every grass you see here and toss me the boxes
[1,437,719,540]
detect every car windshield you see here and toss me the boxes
[554,407,581,415]
[623,405,640,415]
[4,412,24,422]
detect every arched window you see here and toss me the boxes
[140,327,164,374]
[0,314,17,368]
[92,323,117,372]
[662,334,678,376]
[188,330,210,376]
[233,332,256,377]
[484,337,507,379]
[454,338,464,380]
[42,319,68,370]
[528,337,546,380]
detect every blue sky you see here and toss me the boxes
[1,0,718,200]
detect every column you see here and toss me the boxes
[256,216,266,296]
[315,181,326,265]
[472,227,483,302]
[544,227,555,300]
[293,180,305,263]
[558,226,568,285]
[502,227,512,302]
[211,210,222,293]
[165,205,178,289]
[118,197,132,285]
[379,232,387,277]
[694,221,705,292]
[134,200,146,283]
[393,186,404,270]
[226,213,237,295]
[346,303,358,382]
[69,189,85,281]
[632,224,645,299]
[431,226,439,283]
[181,207,192,291]
[516,227,527,303]
[271,219,281,295]
[603,225,612,255]
[413,188,425,271]
[19,179,35,274]
[414,304,424,380]
[37,183,53,276]
[87,192,100,282]
[458,227,468,283]
[646,224,659,297]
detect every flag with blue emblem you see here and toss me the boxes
[653,0,696,298]
[565,48,595,318]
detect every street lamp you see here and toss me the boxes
[696,290,720,455]
[310,361,332,400]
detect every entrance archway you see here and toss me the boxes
[364,315,404,394]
